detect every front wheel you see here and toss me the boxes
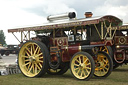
[70,52,95,80]
[18,40,48,77]
[94,51,113,78]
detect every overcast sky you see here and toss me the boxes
[0,0,128,44]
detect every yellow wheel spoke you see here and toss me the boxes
[79,56,81,64]
[39,60,43,63]
[86,62,91,66]
[35,63,41,70]
[74,63,79,67]
[75,59,80,63]
[76,68,80,74]
[102,68,105,73]
[85,69,89,74]
[25,51,31,57]
[105,47,109,53]
[28,63,33,73]
[100,46,109,54]
[74,67,79,71]
[83,71,86,77]
[39,63,42,68]
[31,45,33,55]
[25,47,31,55]
[80,70,83,77]
[86,67,91,70]
[21,55,29,58]
[22,62,30,67]
[37,48,41,54]
[27,62,31,71]
[100,47,102,51]
[35,63,37,74]
[98,58,102,62]
[32,63,35,73]
[32,44,35,53]
[100,69,102,74]
[82,56,84,63]
[34,46,39,55]
[103,59,108,64]
[39,57,43,59]
[83,58,88,64]
[36,53,43,57]
[104,67,109,70]
[25,59,29,62]
[102,49,106,51]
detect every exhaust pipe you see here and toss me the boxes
[47,12,76,21]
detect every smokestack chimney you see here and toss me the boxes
[84,12,93,18]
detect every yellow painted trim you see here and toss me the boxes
[94,24,102,39]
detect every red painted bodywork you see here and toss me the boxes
[90,40,113,46]
[61,43,81,62]
[114,36,128,62]
[114,36,128,45]
[50,37,81,62]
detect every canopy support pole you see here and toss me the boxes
[94,24,102,39]
[12,32,21,43]
[101,22,104,39]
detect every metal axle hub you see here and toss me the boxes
[29,56,36,62]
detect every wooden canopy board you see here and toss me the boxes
[112,25,128,30]
[8,15,122,43]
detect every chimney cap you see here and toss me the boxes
[85,12,93,15]
[84,12,93,18]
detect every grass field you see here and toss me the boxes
[0,65,128,85]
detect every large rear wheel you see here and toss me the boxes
[70,52,95,80]
[18,40,48,77]
[94,52,113,78]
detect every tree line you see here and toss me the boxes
[0,30,7,46]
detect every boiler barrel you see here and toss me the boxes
[47,12,76,21]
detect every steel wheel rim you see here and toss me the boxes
[71,54,92,79]
[94,53,109,76]
[19,42,44,77]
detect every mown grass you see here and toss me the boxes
[0,65,128,85]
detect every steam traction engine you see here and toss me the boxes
[8,12,122,80]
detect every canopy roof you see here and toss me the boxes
[8,15,122,33]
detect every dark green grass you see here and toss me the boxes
[0,65,128,85]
